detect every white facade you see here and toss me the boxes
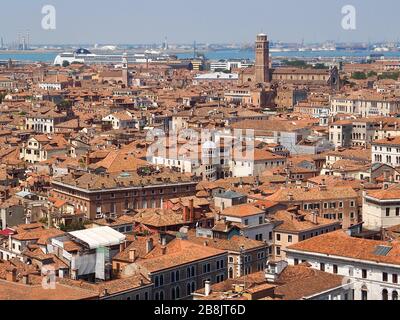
[210,60,253,71]
[286,249,400,300]
[330,96,400,117]
[363,193,400,230]
[372,142,400,167]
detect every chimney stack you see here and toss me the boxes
[22,273,29,285]
[129,249,137,262]
[204,280,211,297]
[189,198,194,222]
[6,267,17,283]
[312,211,319,225]
[146,238,154,254]
[160,233,167,246]
[119,241,126,253]
[183,206,190,223]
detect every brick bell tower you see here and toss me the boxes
[255,33,270,84]
[122,52,129,87]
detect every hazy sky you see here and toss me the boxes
[1,0,400,44]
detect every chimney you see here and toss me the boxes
[6,267,17,282]
[189,198,194,222]
[161,246,167,255]
[102,288,109,297]
[160,233,167,246]
[85,152,90,167]
[288,192,294,201]
[22,273,29,285]
[129,249,137,262]
[319,179,327,191]
[204,280,211,297]
[183,206,190,223]
[146,238,154,254]
[47,212,52,229]
[384,170,390,182]
[119,241,126,253]
[312,211,319,225]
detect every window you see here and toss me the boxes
[276,247,281,256]
[244,219,249,226]
[382,289,388,301]
[294,258,299,265]
[276,234,281,241]
[396,208,400,216]
[386,208,390,217]
[320,263,325,272]
[361,288,368,300]
[393,291,398,301]
[393,274,398,284]
[383,272,388,282]
[362,269,367,279]
[288,235,292,243]
[333,264,338,274]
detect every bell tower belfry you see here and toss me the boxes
[122,52,129,87]
[255,34,270,84]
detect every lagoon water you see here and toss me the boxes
[2,49,400,63]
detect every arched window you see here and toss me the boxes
[155,292,159,300]
[382,289,388,300]
[191,266,195,277]
[187,283,191,296]
[176,271,180,281]
[159,290,164,300]
[171,288,176,300]
[176,286,180,299]
[393,291,398,300]
[361,285,368,300]
[229,267,234,279]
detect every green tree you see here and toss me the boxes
[367,71,377,78]
[351,72,367,80]
[379,72,400,80]
[62,60,70,68]
[313,63,329,69]
[282,59,308,68]
[0,92,6,103]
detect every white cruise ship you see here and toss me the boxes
[54,48,170,65]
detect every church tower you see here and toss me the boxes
[255,34,270,83]
[122,52,129,87]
